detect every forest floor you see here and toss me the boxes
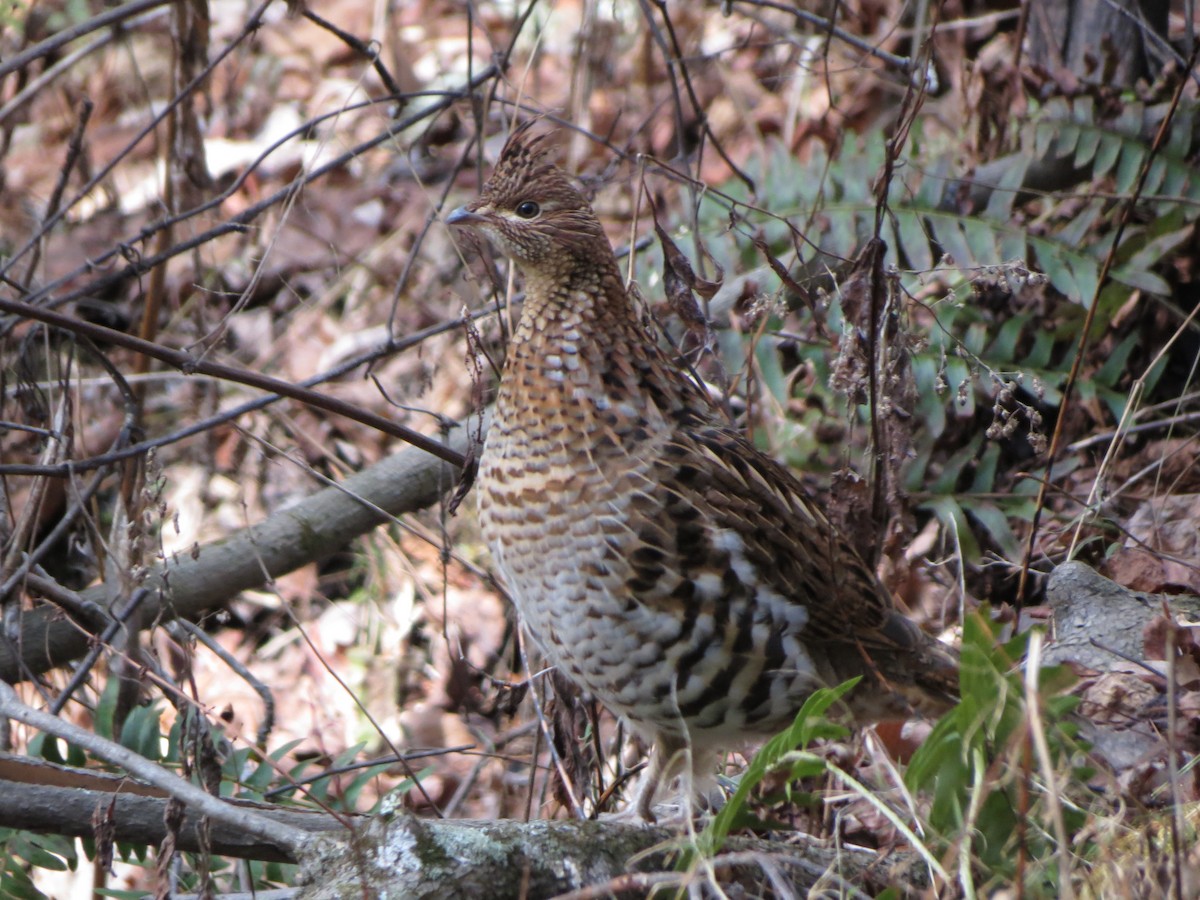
[2,0,1199,895]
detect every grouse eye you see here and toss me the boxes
[514,200,541,219]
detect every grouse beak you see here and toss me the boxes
[446,205,486,227]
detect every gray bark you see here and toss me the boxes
[0,416,478,683]
[1,755,926,898]
[0,765,341,862]
[294,812,923,900]
[1044,560,1200,671]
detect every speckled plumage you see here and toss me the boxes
[448,124,958,819]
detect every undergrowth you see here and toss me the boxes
[3,1,1199,896]
[680,610,1185,898]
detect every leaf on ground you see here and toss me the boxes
[1108,494,1200,593]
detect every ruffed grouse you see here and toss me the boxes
[448,125,958,819]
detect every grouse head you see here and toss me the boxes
[447,123,612,275]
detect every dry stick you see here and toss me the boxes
[10,344,142,697]
[441,753,494,819]
[255,538,444,816]
[1100,0,1199,84]
[635,0,690,177]
[263,746,474,800]
[1067,301,1200,556]
[529,716,557,822]
[1014,44,1200,607]
[0,765,344,865]
[47,589,153,717]
[732,0,917,76]
[1164,616,1184,900]
[0,0,174,81]
[184,10,412,368]
[0,414,471,683]
[183,423,470,806]
[9,92,369,316]
[129,0,205,404]
[301,8,403,100]
[169,620,275,748]
[0,400,69,595]
[5,98,624,341]
[0,680,308,858]
[0,296,465,468]
[1067,405,1200,452]
[0,304,497,478]
[53,599,363,841]
[461,0,541,208]
[0,466,114,605]
[386,134,483,335]
[3,71,497,330]
[24,572,112,632]
[0,7,172,125]
[1009,0,1031,98]
[647,0,756,193]
[0,0,274,281]
[1023,631,1073,900]
[519,648,586,821]
[862,19,934,545]
[633,6,710,290]
[21,99,93,288]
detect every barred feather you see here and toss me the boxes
[448,126,958,819]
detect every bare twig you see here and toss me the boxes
[0,306,496,477]
[263,746,475,800]
[301,8,403,99]
[169,620,277,748]
[1016,42,1200,605]
[0,0,175,81]
[0,65,498,309]
[646,0,756,193]
[729,0,919,78]
[0,0,274,280]
[0,7,172,125]
[0,680,309,858]
[20,100,93,288]
[0,295,466,468]
[0,415,473,682]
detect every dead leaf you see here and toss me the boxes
[654,216,720,343]
[1077,670,1159,724]
[1113,494,1200,594]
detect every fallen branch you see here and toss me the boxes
[0,753,343,862]
[291,812,920,899]
[0,415,479,682]
[0,684,309,858]
[0,711,924,898]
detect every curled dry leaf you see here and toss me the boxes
[1108,494,1200,594]
[654,217,722,344]
[1143,611,1200,691]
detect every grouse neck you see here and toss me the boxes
[494,252,696,430]
[511,255,646,355]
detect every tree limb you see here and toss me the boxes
[292,812,922,899]
[0,685,309,857]
[0,755,344,862]
[0,415,480,683]
[0,753,925,897]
